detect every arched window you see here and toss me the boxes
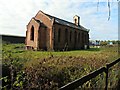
[30,26,34,41]
[74,31,77,49]
[70,31,72,42]
[75,19,77,24]
[85,33,86,44]
[78,33,80,43]
[82,32,84,44]
[58,28,61,42]
[74,31,77,44]
[65,29,68,43]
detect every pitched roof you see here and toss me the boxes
[38,10,89,32]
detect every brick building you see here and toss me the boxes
[25,10,89,51]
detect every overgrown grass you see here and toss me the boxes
[1,43,119,89]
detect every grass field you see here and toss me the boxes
[2,43,118,69]
[1,43,120,89]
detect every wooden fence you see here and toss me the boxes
[59,58,120,90]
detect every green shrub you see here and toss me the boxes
[1,43,119,89]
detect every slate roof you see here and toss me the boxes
[44,13,89,32]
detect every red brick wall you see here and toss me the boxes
[38,26,47,50]
[26,11,54,50]
[26,19,40,50]
[35,12,54,50]
[53,23,89,50]
[26,11,89,51]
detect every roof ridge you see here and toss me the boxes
[45,13,77,26]
[38,10,88,31]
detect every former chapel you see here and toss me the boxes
[25,10,89,51]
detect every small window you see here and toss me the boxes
[30,26,34,41]
[58,28,61,42]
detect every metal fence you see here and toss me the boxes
[60,58,120,90]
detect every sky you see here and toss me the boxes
[0,0,118,40]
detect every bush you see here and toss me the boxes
[1,43,119,89]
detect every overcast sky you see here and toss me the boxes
[0,0,118,40]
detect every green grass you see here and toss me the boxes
[2,43,119,68]
[2,43,120,89]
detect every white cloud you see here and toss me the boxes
[0,0,118,40]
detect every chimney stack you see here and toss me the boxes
[73,15,80,26]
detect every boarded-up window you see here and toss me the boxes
[70,31,72,42]
[65,29,68,43]
[74,31,77,44]
[58,28,61,42]
[84,34,86,44]
[82,32,84,44]
[78,33,80,43]
[30,26,34,41]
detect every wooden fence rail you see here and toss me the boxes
[59,58,120,90]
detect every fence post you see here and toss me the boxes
[105,64,108,90]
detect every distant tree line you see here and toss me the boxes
[89,40,120,46]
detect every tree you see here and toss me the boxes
[97,0,119,20]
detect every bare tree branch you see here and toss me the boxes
[97,0,119,20]
[108,0,111,20]
[97,0,99,11]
